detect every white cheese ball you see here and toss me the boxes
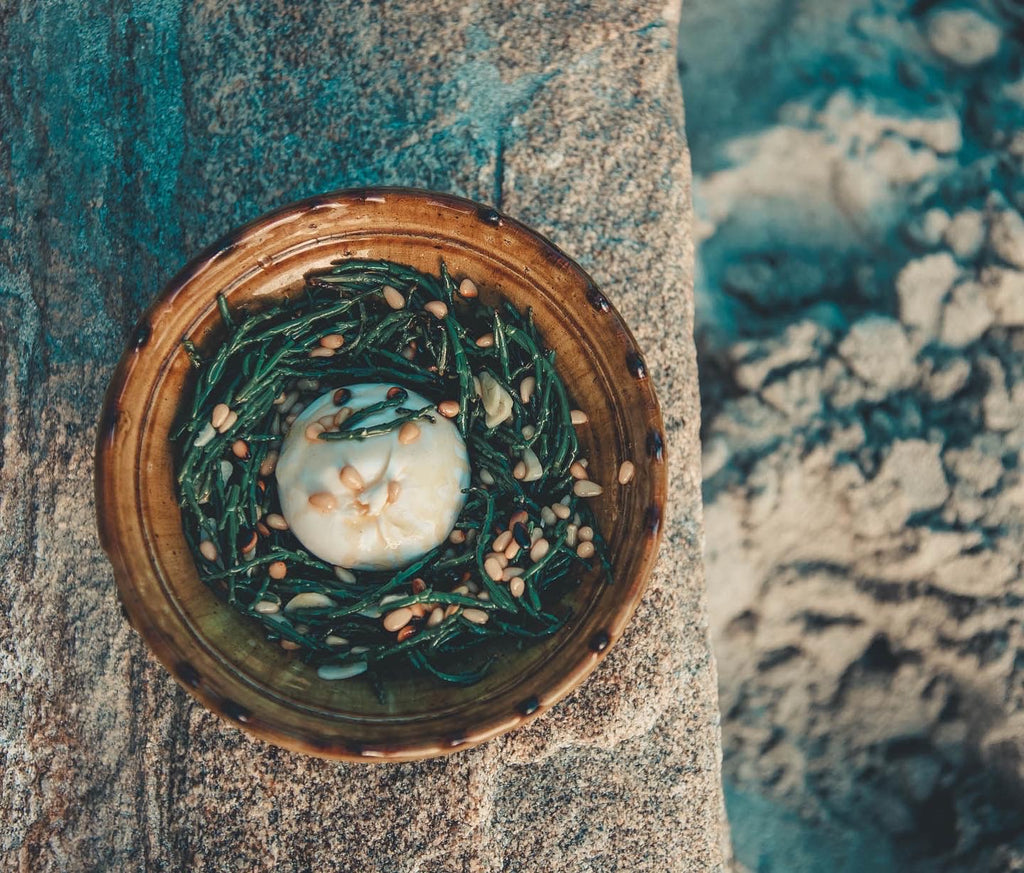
[276,384,470,570]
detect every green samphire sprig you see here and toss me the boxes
[174,259,612,689]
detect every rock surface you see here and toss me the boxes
[0,1,726,871]
[682,0,1024,870]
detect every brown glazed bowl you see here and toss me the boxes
[95,188,667,762]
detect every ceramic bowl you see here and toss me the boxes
[95,188,667,761]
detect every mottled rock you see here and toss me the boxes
[926,9,1002,68]
[0,2,726,871]
[940,281,993,347]
[896,252,958,338]
[989,207,1024,270]
[981,266,1024,326]
[838,316,917,394]
[943,208,986,261]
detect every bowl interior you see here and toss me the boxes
[96,189,666,760]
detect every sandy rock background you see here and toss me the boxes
[681,0,1024,870]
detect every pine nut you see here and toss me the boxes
[260,451,279,477]
[578,526,594,542]
[382,284,405,309]
[521,425,536,439]
[401,343,416,360]
[477,592,490,602]
[318,414,336,429]
[570,409,589,425]
[383,607,413,632]
[211,403,230,430]
[479,468,495,486]
[484,557,503,581]
[320,333,345,349]
[398,422,421,444]
[267,561,287,580]
[325,634,349,646]
[309,347,335,358]
[254,599,279,614]
[411,577,427,594]
[217,410,238,433]
[530,538,549,562]
[397,624,417,642]
[387,480,401,503]
[339,465,364,491]
[334,407,353,427]
[424,300,448,319]
[257,522,270,538]
[438,399,460,418]
[502,566,523,582]
[476,333,495,348]
[577,541,596,559]
[265,513,288,530]
[296,379,319,392]
[306,422,325,441]
[566,524,578,547]
[280,639,301,651]
[452,585,470,596]
[458,277,478,298]
[308,492,337,511]
[552,502,571,520]
[509,510,529,528]
[530,526,543,544]
[427,607,444,626]
[570,461,588,479]
[444,605,460,619]
[519,376,536,403]
[285,592,335,610]
[449,528,466,544]
[509,577,525,598]
[504,541,520,560]
[618,460,636,485]
[199,540,218,562]
[573,480,604,498]
[462,608,489,625]
[540,506,557,526]
[317,662,367,680]
[513,461,527,480]
[194,422,216,447]
[333,565,356,583]
[493,530,513,552]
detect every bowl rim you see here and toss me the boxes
[95,186,668,762]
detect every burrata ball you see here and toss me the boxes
[275,384,470,570]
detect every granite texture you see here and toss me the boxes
[0,2,725,870]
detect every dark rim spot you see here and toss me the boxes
[586,284,611,312]
[222,699,251,723]
[589,630,611,653]
[347,741,365,756]
[626,351,648,380]
[131,320,150,348]
[645,504,662,537]
[517,695,540,716]
[646,429,665,461]
[447,732,467,747]
[176,662,201,688]
[476,206,501,226]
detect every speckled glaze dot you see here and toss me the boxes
[176,662,202,687]
[476,206,501,226]
[645,504,662,537]
[589,630,611,653]
[647,428,665,461]
[626,351,648,380]
[586,285,611,312]
[446,732,467,748]
[517,695,540,716]
[132,320,150,348]
[222,699,251,723]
